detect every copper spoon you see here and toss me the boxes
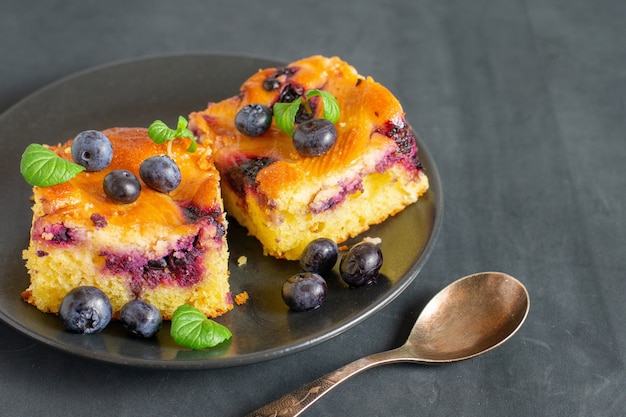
[245,271,530,417]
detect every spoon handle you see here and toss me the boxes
[244,348,410,417]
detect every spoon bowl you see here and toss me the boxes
[406,271,530,362]
[246,271,530,417]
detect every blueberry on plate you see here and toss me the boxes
[58,286,112,334]
[300,238,339,275]
[120,299,162,338]
[339,242,383,287]
[282,272,328,312]
[71,130,113,171]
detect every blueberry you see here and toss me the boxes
[224,157,276,196]
[263,77,281,91]
[103,169,141,204]
[120,300,162,338]
[71,130,113,171]
[278,84,302,103]
[294,102,316,124]
[59,286,112,334]
[339,242,383,287]
[292,118,337,157]
[300,238,339,275]
[281,272,328,312]
[139,155,181,193]
[235,104,273,136]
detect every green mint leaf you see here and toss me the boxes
[306,89,340,123]
[176,115,188,132]
[20,144,85,187]
[148,120,176,144]
[273,99,301,137]
[148,117,197,152]
[170,304,232,350]
[175,117,197,152]
[185,136,197,153]
[272,90,340,137]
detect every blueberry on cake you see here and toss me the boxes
[22,127,232,319]
[189,55,429,260]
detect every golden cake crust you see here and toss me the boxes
[35,127,221,228]
[190,56,408,200]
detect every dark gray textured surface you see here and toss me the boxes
[1,0,624,416]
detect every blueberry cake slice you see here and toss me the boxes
[189,55,429,260]
[22,127,232,319]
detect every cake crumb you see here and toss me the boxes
[339,237,382,252]
[362,236,382,245]
[237,255,247,266]
[234,291,249,305]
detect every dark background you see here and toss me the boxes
[1,1,624,416]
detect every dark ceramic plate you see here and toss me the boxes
[0,54,442,369]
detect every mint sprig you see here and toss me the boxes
[272,101,301,137]
[20,144,85,187]
[273,89,340,136]
[148,116,197,154]
[170,304,232,349]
